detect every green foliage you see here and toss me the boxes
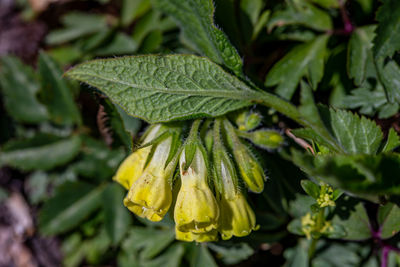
[39,181,105,235]
[153,0,243,75]
[65,55,255,123]
[0,56,48,123]
[0,135,81,171]
[265,35,329,99]
[1,0,400,266]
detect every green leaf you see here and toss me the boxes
[187,244,217,267]
[93,33,138,56]
[0,55,48,123]
[332,196,372,241]
[375,58,400,103]
[65,55,255,123]
[378,203,400,239]
[300,180,320,199]
[240,0,264,26]
[296,81,339,152]
[265,35,329,99]
[39,52,81,125]
[70,136,125,181]
[153,0,243,75]
[283,239,309,267]
[382,128,400,152]
[122,227,175,260]
[121,0,151,26]
[46,12,108,45]
[373,0,400,60]
[347,26,376,86]
[26,171,50,204]
[0,135,82,171]
[102,183,132,245]
[268,2,332,32]
[141,243,185,267]
[39,182,105,235]
[373,0,400,103]
[329,109,383,154]
[207,243,254,265]
[291,150,400,200]
[341,87,388,116]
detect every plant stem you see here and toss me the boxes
[254,91,303,124]
[308,208,325,262]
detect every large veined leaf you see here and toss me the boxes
[329,109,383,154]
[153,0,243,75]
[65,55,257,123]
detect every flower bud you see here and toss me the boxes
[174,146,219,234]
[219,193,258,240]
[113,125,162,189]
[124,136,174,221]
[246,129,284,150]
[214,150,258,240]
[224,120,265,193]
[235,111,262,131]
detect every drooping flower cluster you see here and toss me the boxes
[113,118,281,242]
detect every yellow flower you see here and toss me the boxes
[113,125,161,189]
[219,193,258,240]
[214,157,258,240]
[175,227,218,242]
[124,136,174,221]
[174,147,219,234]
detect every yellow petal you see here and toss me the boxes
[113,124,162,190]
[175,227,218,242]
[113,146,151,190]
[123,137,173,221]
[124,169,172,221]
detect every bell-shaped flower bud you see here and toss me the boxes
[212,129,258,240]
[124,132,178,221]
[113,124,162,189]
[219,193,258,240]
[174,146,219,234]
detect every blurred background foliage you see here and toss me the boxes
[0,0,400,266]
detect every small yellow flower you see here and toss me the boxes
[124,136,174,221]
[174,147,219,234]
[301,213,315,240]
[219,193,258,240]
[316,184,336,208]
[113,125,161,189]
[175,227,218,242]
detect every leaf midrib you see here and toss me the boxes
[69,71,257,101]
